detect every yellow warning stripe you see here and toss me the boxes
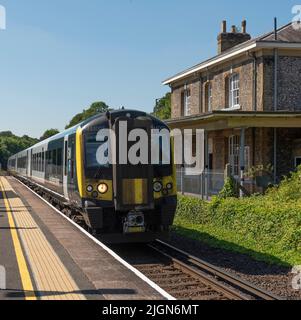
[1,177,85,300]
[0,177,37,300]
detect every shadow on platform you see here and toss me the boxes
[5,288,137,299]
[0,190,19,200]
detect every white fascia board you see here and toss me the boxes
[163,41,301,86]
[162,43,257,85]
[256,41,301,49]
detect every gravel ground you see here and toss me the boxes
[168,232,301,300]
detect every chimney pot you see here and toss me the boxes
[217,20,251,54]
[242,20,247,33]
[221,20,227,33]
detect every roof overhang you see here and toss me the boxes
[162,42,301,86]
[165,111,301,131]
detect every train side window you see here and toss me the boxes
[52,149,57,176]
[57,148,62,177]
[38,153,40,172]
[42,150,44,172]
[70,159,74,179]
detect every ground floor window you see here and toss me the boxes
[229,135,240,177]
[295,157,301,167]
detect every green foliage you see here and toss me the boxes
[40,129,60,141]
[0,132,38,169]
[152,93,171,120]
[218,177,238,199]
[246,164,274,179]
[175,167,301,266]
[65,101,111,129]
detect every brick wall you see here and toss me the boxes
[278,56,301,111]
[170,53,301,118]
[171,58,256,118]
[171,79,200,118]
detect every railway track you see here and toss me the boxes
[112,240,281,301]
[14,174,281,301]
[146,240,282,301]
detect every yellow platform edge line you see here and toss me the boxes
[0,177,37,301]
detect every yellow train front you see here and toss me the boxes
[73,110,177,243]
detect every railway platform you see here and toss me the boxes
[0,175,168,301]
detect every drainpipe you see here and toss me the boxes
[204,131,209,200]
[240,128,246,198]
[247,51,257,190]
[273,17,278,184]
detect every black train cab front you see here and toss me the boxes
[76,110,177,243]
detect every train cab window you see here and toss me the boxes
[84,124,110,170]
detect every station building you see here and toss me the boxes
[163,21,301,196]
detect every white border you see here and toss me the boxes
[13,177,176,301]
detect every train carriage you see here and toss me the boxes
[8,110,177,243]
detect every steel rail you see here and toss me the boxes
[152,240,282,301]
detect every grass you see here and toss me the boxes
[172,217,301,267]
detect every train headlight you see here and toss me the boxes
[153,181,163,193]
[98,183,108,194]
[86,185,93,193]
[166,183,173,190]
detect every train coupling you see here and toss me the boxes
[123,211,145,234]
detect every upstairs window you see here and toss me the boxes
[183,89,191,116]
[228,74,240,109]
[205,82,212,113]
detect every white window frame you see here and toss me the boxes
[184,89,191,116]
[228,73,240,110]
[229,135,240,177]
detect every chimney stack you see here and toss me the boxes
[221,20,227,33]
[217,20,251,54]
[242,20,247,33]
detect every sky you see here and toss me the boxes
[0,0,299,138]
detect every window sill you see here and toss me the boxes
[221,105,241,111]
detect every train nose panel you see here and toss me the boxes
[122,179,149,206]
[112,117,154,211]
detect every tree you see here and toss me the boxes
[152,93,171,120]
[40,129,60,141]
[0,132,38,170]
[65,101,111,129]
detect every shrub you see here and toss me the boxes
[175,167,301,265]
[218,177,238,199]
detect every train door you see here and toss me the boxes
[113,117,154,211]
[26,151,29,176]
[29,149,33,177]
[67,134,76,202]
[63,136,69,200]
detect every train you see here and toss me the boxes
[7,110,177,243]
